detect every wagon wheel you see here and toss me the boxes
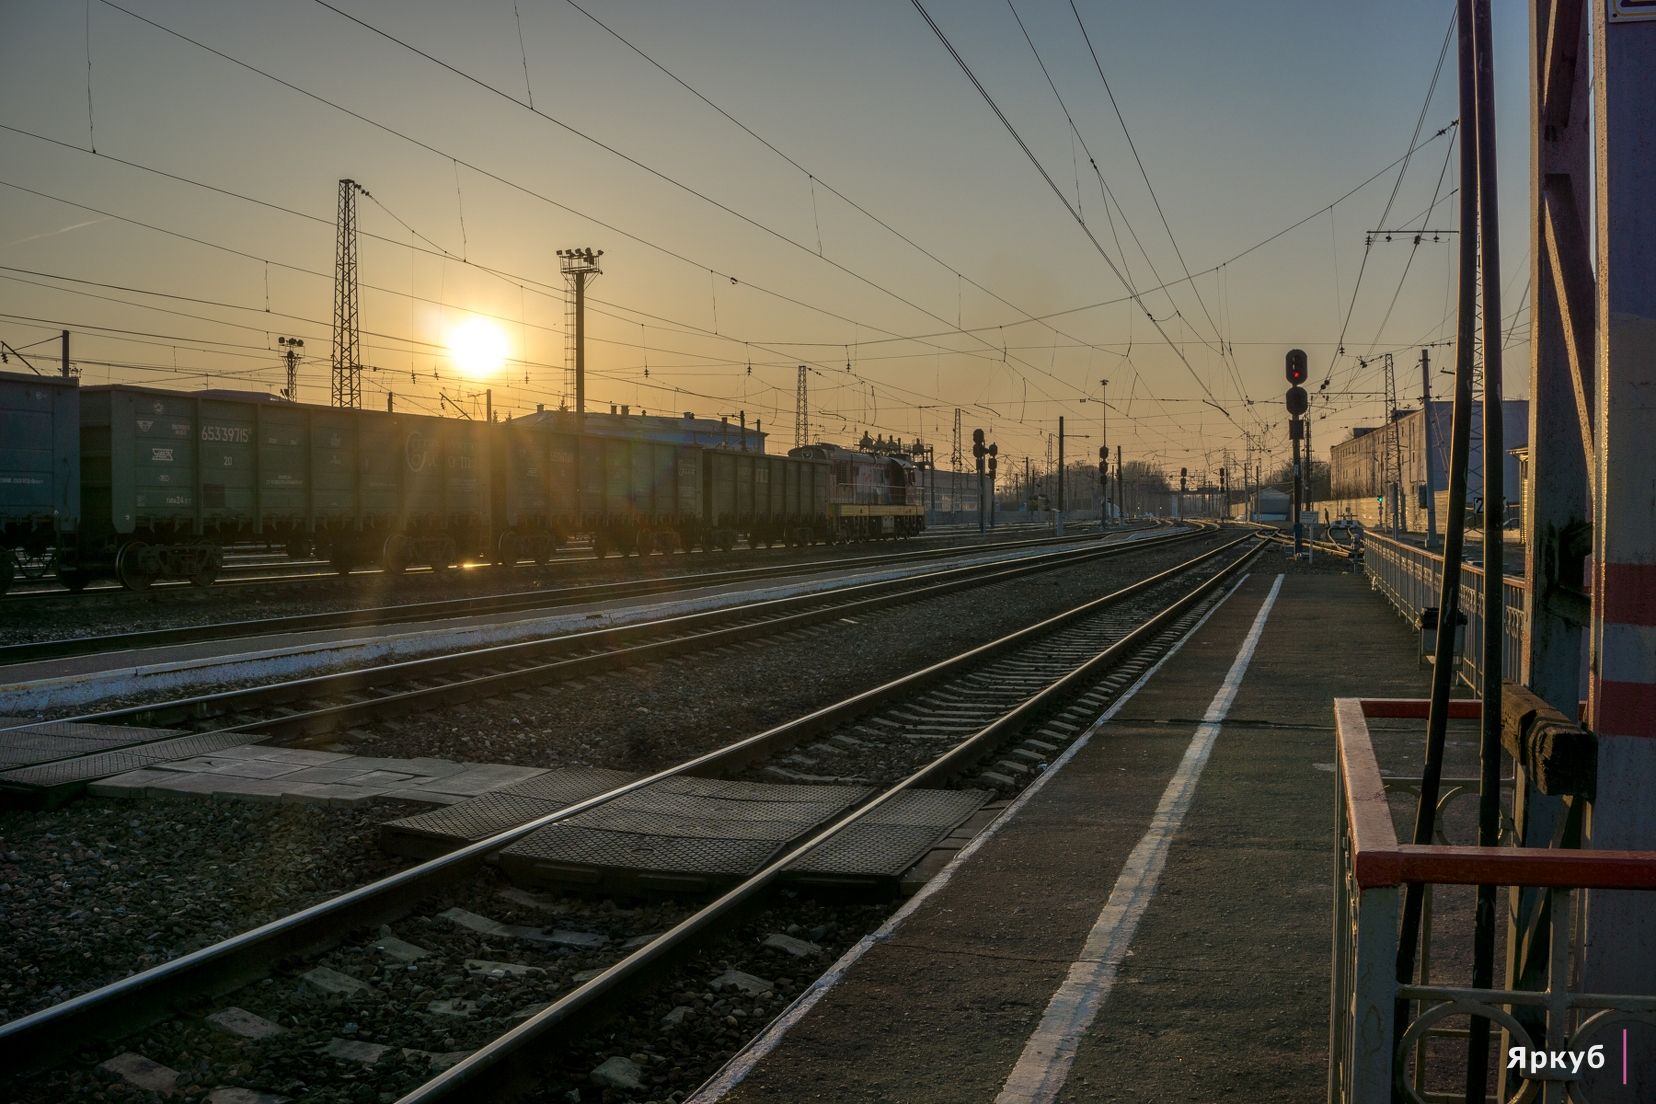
[382,535,411,576]
[498,532,520,568]
[116,542,156,591]
[189,547,223,588]
[430,538,458,574]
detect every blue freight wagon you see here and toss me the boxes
[0,371,80,593]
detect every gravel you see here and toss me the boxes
[0,798,417,1022]
[330,532,1231,772]
[0,526,1232,1102]
[9,868,889,1104]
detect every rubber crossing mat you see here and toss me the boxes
[379,768,991,893]
[0,719,187,769]
[0,723,219,808]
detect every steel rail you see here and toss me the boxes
[0,528,1212,788]
[397,533,1266,1101]
[0,530,1254,1070]
[0,521,1076,603]
[0,527,1146,666]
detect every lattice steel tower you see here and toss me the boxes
[330,179,364,409]
[950,408,963,472]
[557,248,603,414]
[795,365,808,448]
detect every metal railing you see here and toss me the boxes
[1329,698,1656,1104]
[1361,531,1526,693]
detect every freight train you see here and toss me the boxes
[0,372,925,592]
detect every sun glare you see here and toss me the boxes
[448,317,508,378]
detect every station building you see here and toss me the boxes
[1325,399,1527,533]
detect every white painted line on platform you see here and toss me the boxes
[685,568,1259,1104]
[993,573,1283,1104]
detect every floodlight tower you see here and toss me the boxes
[278,336,304,402]
[557,248,604,415]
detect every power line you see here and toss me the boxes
[907,0,1245,432]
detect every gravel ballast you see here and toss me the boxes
[334,532,1231,773]
[0,798,416,1022]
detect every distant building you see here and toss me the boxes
[1326,399,1527,532]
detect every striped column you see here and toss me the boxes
[1583,7,1656,1099]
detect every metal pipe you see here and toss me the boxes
[1395,0,1479,1052]
[1466,0,1506,1094]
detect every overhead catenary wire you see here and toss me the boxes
[906,0,1245,432]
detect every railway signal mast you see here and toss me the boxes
[1285,348,1309,554]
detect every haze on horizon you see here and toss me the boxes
[0,0,1531,483]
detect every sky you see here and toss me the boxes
[0,0,1533,483]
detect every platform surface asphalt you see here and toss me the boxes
[698,561,1430,1103]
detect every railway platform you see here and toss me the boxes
[691,561,1432,1103]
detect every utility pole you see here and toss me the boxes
[1116,444,1123,522]
[557,248,603,416]
[1304,418,1315,531]
[971,428,988,535]
[60,329,69,378]
[1382,352,1406,535]
[1056,416,1066,536]
[1420,348,1440,549]
[278,336,304,402]
[795,365,808,448]
[1099,378,1110,521]
[330,179,364,409]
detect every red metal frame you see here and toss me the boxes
[1337,697,1656,890]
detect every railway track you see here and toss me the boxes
[0,530,1262,1103]
[0,526,1214,800]
[0,526,1140,668]
[0,522,1063,601]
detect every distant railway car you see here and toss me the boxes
[788,443,924,539]
[703,451,828,550]
[0,372,79,593]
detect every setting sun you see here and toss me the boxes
[447,316,508,378]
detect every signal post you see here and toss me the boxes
[1285,349,1309,554]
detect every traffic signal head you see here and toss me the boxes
[972,427,987,458]
[1285,348,1309,385]
[1099,446,1107,461]
[1286,385,1309,417]
[972,428,985,445]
